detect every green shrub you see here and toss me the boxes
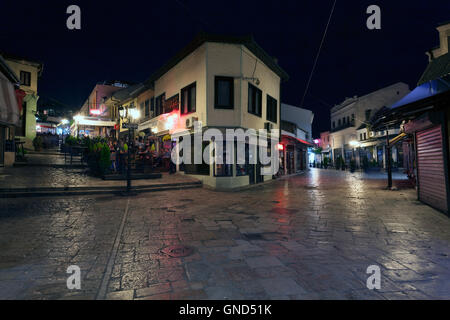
[98,143,111,175]
[32,136,43,150]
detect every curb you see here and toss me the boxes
[0,182,202,198]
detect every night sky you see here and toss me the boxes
[1,0,449,136]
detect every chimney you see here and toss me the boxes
[433,22,450,58]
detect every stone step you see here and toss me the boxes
[0,182,202,198]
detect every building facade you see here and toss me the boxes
[1,52,43,149]
[73,81,131,138]
[279,103,314,175]
[137,34,289,189]
[0,55,20,166]
[372,21,450,215]
[329,82,410,168]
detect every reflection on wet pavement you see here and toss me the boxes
[0,169,449,300]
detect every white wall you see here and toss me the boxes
[281,103,313,141]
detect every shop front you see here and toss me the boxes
[279,134,311,175]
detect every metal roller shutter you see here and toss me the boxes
[416,125,448,212]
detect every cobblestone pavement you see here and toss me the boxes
[0,169,449,300]
[0,166,198,189]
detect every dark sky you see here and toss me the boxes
[1,0,449,136]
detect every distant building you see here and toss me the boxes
[73,81,132,137]
[279,103,314,174]
[329,82,410,168]
[318,131,331,163]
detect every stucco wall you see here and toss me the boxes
[281,103,313,140]
[5,60,38,94]
[239,46,281,131]
[154,44,207,129]
[206,42,242,128]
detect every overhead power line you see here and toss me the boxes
[300,0,337,108]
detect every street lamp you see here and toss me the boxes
[118,105,140,194]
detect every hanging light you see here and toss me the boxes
[129,108,140,120]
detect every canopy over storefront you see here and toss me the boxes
[389,78,450,110]
[371,78,450,130]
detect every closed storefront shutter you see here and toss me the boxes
[416,125,448,213]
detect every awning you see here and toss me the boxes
[389,132,407,146]
[281,133,313,146]
[359,140,379,148]
[389,79,450,110]
[0,76,20,126]
[296,137,313,146]
[77,118,117,127]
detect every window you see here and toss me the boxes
[214,141,233,177]
[248,83,262,117]
[364,132,367,140]
[343,117,346,124]
[365,109,372,121]
[360,134,363,141]
[144,99,150,118]
[332,121,335,129]
[20,71,31,86]
[150,97,155,113]
[215,76,234,109]
[236,142,250,176]
[266,94,277,123]
[184,139,210,175]
[155,94,165,116]
[338,119,341,126]
[347,116,350,124]
[181,82,196,115]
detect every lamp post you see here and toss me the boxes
[118,105,140,194]
[386,126,392,189]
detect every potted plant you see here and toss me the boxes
[323,157,329,169]
[32,136,43,151]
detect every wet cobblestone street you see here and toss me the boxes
[0,169,449,300]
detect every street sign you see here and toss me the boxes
[122,123,138,129]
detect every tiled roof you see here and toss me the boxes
[144,33,289,85]
[418,51,450,85]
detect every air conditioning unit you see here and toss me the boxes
[185,117,199,128]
